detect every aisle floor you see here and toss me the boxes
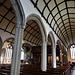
[70,66,75,75]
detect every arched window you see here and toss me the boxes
[5,44,12,57]
[70,45,75,59]
[5,44,13,64]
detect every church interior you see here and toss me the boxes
[0,0,75,75]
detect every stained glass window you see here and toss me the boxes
[70,45,75,59]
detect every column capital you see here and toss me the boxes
[42,39,48,44]
[16,23,25,29]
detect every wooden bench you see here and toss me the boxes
[0,64,71,75]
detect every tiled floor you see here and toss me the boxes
[70,66,75,75]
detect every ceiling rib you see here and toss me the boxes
[65,1,73,44]
[30,0,75,47]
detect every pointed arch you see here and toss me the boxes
[47,31,56,68]
[26,14,47,71]
[26,14,47,43]
[48,31,56,48]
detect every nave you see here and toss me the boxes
[0,0,75,75]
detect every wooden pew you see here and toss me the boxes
[0,64,71,75]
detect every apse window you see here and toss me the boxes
[70,45,75,59]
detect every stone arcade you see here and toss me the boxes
[0,0,75,75]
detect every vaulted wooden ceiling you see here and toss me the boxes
[30,0,75,48]
[23,20,42,45]
[0,0,42,46]
[0,0,75,47]
[0,0,16,35]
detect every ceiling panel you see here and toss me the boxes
[23,20,42,45]
[30,0,75,47]
[0,0,42,46]
[0,0,16,35]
